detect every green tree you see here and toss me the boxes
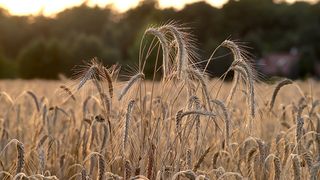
[18,38,71,79]
[0,52,16,78]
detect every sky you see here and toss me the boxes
[0,0,317,16]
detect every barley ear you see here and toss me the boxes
[292,154,301,180]
[273,156,281,180]
[145,28,170,80]
[118,73,144,101]
[102,66,114,98]
[16,141,25,174]
[269,79,293,110]
[123,100,135,154]
[160,25,188,79]
[310,162,320,180]
[98,155,105,180]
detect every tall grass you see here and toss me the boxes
[0,23,318,180]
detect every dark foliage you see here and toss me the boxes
[0,0,319,79]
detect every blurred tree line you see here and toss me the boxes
[0,0,319,79]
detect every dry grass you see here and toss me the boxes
[0,24,320,180]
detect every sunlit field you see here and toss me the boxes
[1,24,320,180]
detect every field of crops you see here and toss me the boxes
[1,24,320,180]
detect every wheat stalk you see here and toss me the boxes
[102,66,114,98]
[145,27,170,80]
[270,79,293,110]
[218,172,244,180]
[172,170,196,180]
[118,73,144,101]
[193,146,211,172]
[273,156,281,180]
[123,100,135,154]
[310,162,320,180]
[16,141,25,174]
[296,104,306,154]
[160,24,189,79]
[291,154,301,180]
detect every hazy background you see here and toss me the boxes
[0,0,319,80]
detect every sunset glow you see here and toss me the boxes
[0,0,317,16]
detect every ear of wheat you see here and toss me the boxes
[1,23,318,180]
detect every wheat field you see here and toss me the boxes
[0,24,320,180]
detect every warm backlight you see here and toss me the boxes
[0,0,316,16]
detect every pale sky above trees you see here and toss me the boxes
[0,0,317,16]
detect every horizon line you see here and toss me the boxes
[0,0,318,17]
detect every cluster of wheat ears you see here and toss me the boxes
[0,23,320,180]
